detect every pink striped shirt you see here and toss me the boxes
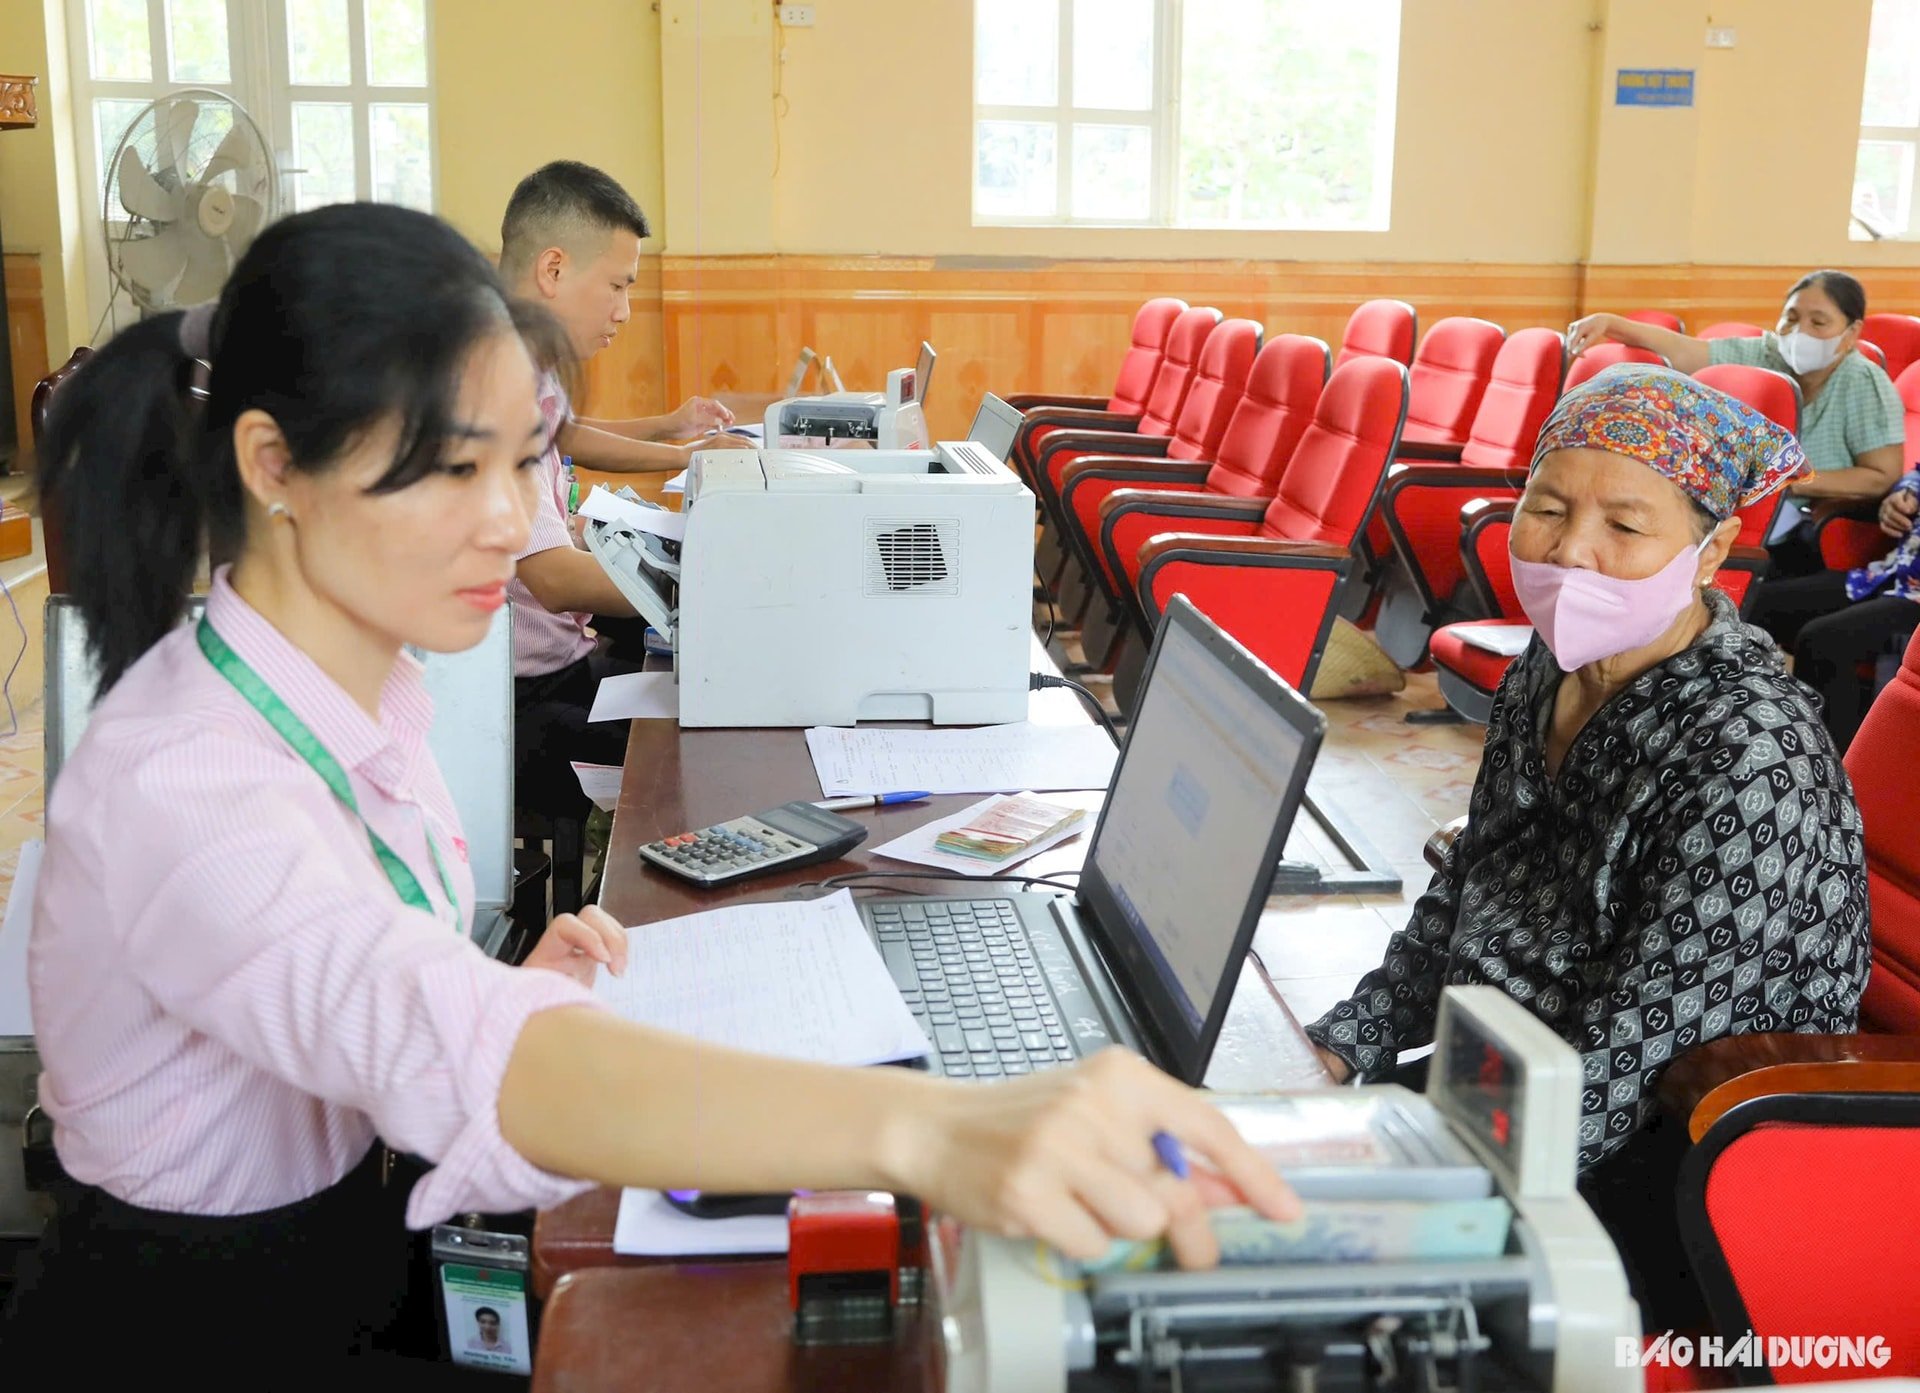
[508,372,599,677]
[30,571,600,1226]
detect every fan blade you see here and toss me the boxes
[172,227,233,306]
[117,230,191,300]
[157,97,199,184]
[200,118,253,181]
[118,148,183,222]
[226,193,265,248]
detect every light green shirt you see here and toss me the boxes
[1707,334,1905,473]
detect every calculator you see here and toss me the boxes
[638,801,869,886]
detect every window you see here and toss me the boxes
[1852,0,1920,240]
[972,0,1401,230]
[68,0,433,325]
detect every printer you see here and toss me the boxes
[765,342,936,450]
[583,406,1035,728]
[932,987,1641,1393]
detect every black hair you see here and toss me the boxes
[1786,269,1867,325]
[499,160,650,279]
[1688,497,1720,540]
[38,201,568,694]
[475,1308,500,1323]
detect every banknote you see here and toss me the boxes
[1083,1197,1515,1272]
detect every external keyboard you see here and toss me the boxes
[866,898,1079,1079]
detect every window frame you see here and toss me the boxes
[971,0,1400,232]
[1851,0,1920,241]
[64,0,437,334]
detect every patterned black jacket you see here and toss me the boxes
[1306,589,1871,1169]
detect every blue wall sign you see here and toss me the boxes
[1616,69,1695,107]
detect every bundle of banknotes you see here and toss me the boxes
[1085,1197,1515,1271]
[933,793,1085,862]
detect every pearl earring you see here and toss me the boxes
[267,502,291,521]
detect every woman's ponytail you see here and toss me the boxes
[36,311,207,693]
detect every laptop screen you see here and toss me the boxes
[1075,597,1325,1084]
[965,393,1023,463]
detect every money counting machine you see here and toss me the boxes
[583,433,1035,728]
[932,987,1640,1393]
[764,343,936,450]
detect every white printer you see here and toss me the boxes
[583,398,1034,728]
[764,341,936,450]
[933,987,1643,1393]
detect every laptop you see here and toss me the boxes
[864,596,1326,1085]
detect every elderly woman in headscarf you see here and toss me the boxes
[1305,365,1871,1321]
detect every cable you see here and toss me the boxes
[805,868,1083,897]
[1029,670,1121,746]
[0,571,23,740]
[1039,596,1056,648]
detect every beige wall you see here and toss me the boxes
[0,0,90,361]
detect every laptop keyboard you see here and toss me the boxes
[868,899,1079,1079]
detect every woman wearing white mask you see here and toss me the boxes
[1567,270,1905,576]
[1303,366,1869,1328]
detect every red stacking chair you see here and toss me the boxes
[1369,327,1567,667]
[1062,334,1333,669]
[1427,364,1799,721]
[1399,317,1505,448]
[1858,338,1890,372]
[1859,312,1920,380]
[1008,297,1188,485]
[1097,357,1410,713]
[1335,298,1416,368]
[1699,321,1765,340]
[1624,309,1686,333]
[1812,358,1919,572]
[1561,341,1666,393]
[1658,629,1920,1375]
[1033,314,1252,610]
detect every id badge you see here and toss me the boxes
[433,1225,533,1376]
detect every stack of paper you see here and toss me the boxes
[805,723,1117,797]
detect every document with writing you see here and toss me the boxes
[578,484,687,542]
[592,889,929,1067]
[805,723,1117,797]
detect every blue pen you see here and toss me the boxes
[1152,1130,1189,1180]
[813,792,931,812]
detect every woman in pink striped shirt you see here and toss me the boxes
[0,204,1296,1376]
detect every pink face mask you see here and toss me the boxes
[1510,538,1710,671]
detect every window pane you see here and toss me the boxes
[96,97,154,213]
[1853,139,1916,240]
[976,0,1057,106]
[292,101,355,211]
[1071,124,1150,219]
[90,0,152,81]
[975,120,1058,217]
[366,0,427,86]
[1176,0,1400,229]
[168,0,230,82]
[1860,0,1920,128]
[288,0,352,85]
[371,103,432,208]
[1072,0,1151,110]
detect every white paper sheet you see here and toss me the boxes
[588,671,680,722]
[805,723,1117,797]
[578,484,687,542]
[1455,625,1533,658]
[570,762,622,813]
[661,469,688,495]
[871,793,1090,877]
[0,840,43,1036]
[613,1187,787,1257]
[592,889,929,1067]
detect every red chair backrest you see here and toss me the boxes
[1897,360,1920,451]
[1699,321,1765,340]
[1466,508,1520,617]
[1165,318,1261,462]
[1561,341,1666,393]
[1401,317,1505,446]
[1137,307,1222,437]
[1109,297,1188,414]
[1694,362,1802,437]
[1859,312,1920,382]
[1858,339,1890,372]
[1700,1115,1920,1379]
[1259,356,1409,547]
[1844,627,1920,1033]
[1623,309,1685,333]
[1459,328,1566,472]
[1204,333,1330,498]
[1335,298,1416,369]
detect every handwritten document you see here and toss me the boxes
[805,723,1117,797]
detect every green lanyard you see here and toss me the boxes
[197,618,462,932]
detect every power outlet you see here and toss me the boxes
[1705,26,1736,48]
[779,4,815,25]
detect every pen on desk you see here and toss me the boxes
[1152,1130,1190,1181]
[812,792,932,812]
